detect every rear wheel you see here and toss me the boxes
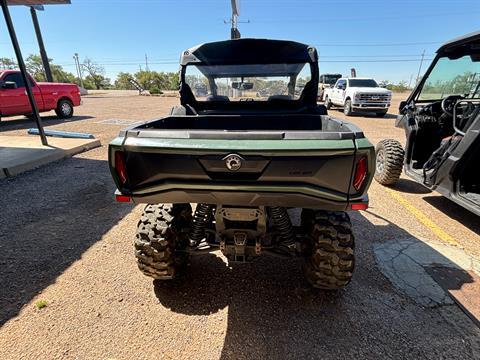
[344,99,353,116]
[55,99,74,119]
[374,139,405,185]
[302,210,355,289]
[135,203,192,280]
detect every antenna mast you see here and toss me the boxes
[230,0,240,39]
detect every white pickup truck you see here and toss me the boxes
[323,77,392,117]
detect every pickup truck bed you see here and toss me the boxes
[110,114,374,211]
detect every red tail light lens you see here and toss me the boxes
[114,151,128,184]
[351,203,368,210]
[115,194,131,202]
[353,156,368,191]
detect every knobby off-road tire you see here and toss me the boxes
[135,203,192,280]
[302,210,355,289]
[374,139,405,185]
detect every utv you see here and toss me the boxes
[374,31,480,216]
[109,39,375,289]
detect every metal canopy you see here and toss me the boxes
[7,0,70,4]
[1,0,71,146]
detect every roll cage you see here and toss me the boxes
[178,39,319,113]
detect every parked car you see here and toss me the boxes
[324,77,392,117]
[109,38,375,290]
[0,70,81,121]
[374,31,480,216]
[317,73,342,101]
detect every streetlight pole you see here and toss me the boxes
[73,53,84,88]
[1,0,48,146]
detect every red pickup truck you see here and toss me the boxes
[0,70,81,120]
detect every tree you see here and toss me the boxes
[134,70,155,90]
[386,80,410,92]
[25,54,77,83]
[166,72,180,90]
[84,74,111,90]
[114,72,135,90]
[0,57,16,69]
[82,58,110,89]
[51,65,77,83]
[25,55,45,79]
[132,70,180,92]
[378,79,390,88]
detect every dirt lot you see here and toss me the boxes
[0,92,479,359]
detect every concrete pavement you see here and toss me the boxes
[0,135,101,177]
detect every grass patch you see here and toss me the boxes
[35,300,48,309]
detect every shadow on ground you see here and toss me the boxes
[423,195,480,235]
[0,115,94,132]
[153,209,478,359]
[389,178,432,194]
[0,156,133,326]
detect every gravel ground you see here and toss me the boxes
[0,92,479,359]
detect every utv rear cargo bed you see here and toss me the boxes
[109,114,374,210]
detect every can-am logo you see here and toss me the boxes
[224,154,243,171]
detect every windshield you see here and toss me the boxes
[321,75,341,84]
[418,55,480,101]
[184,63,311,101]
[348,79,378,87]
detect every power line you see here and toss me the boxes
[320,58,434,63]
[313,41,440,47]
[319,54,434,58]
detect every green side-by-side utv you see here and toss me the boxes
[109,39,375,289]
[374,31,480,217]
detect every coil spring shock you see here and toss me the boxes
[269,207,296,252]
[188,203,214,246]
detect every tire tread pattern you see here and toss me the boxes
[134,203,192,280]
[374,139,405,185]
[302,210,355,289]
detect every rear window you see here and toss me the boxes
[184,63,311,101]
[321,75,341,84]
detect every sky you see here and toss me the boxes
[1,0,480,84]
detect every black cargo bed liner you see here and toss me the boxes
[126,114,365,140]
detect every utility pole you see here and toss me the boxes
[145,53,149,71]
[408,73,414,89]
[416,50,425,85]
[30,5,53,82]
[73,53,84,88]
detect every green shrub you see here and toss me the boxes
[149,86,163,95]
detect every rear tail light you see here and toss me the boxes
[350,203,368,210]
[114,151,128,184]
[115,194,132,202]
[353,156,368,191]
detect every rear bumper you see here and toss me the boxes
[116,183,368,211]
